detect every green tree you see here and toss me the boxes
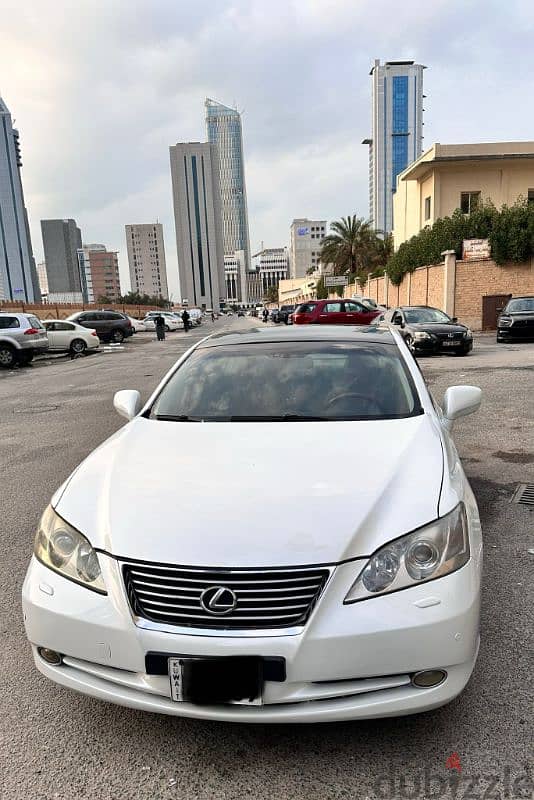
[319,215,390,283]
[264,285,279,304]
[315,276,328,299]
[97,295,112,304]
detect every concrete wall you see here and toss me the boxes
[0,302,162,321]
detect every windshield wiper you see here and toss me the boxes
[154,414,200,422]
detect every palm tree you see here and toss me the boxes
[319,216,390,281]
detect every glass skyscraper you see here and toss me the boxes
[363,60,425,234]
[0,96,40,301]
[205,99,251,269]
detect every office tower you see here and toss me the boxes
[205,99,251,269]
[169,142,224,309]
[85,245,121,302]
[0,96,40,301]
[363,59,425,233]
[125,223,169,298]
[224,250,247,305]
[41,218,83,294]
[36,262,48,296]
[253,247,289,295]
[289,219,327,278]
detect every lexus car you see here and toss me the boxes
[380,306,473,356]
[497,296,534,342]
[22,326,482,722]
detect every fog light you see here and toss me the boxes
[38,647,63,666]
[412,669,447,688]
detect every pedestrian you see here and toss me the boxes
[211,311,215,322]
[182,308,191,332]
[262,308,269,323]
[155,314,166,341]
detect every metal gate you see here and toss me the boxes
[482,294,511,330]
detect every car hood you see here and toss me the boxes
[409,323,467,335]
[54,415,444,567]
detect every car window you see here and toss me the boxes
[504,298,534,313]
[344,302,365,312]
[392,311,403,324]
[56,322,74,331]
[325,303,342,313]
[296,303,317,313]
[0,316,20,329]
[43,322,56,331]
[404,308,450,324]
[151,341,421,422]
[28,316,43,329]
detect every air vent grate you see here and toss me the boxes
[512,484,534,506]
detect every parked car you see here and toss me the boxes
[380,306,473,356]
[127,317,146,333]
[66,311,133,343]
[497,296,534,342]
[352,296,387,312]
[42,320,99,355]
[237,310,245,317]
[0,312,49,368]
[293,299,381,325]
[269,308,280,322]
[278,304,296,325]
[23,326,482,723]
[187,309,203,326]
[144,312,183,332]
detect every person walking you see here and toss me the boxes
[262,308,269,324]
[155,314,166,341]
[182,308,191,332]
[211,311,215,322]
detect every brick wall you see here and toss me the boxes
[455,258,534,329]
[0,302,160,321]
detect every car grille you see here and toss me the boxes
[122,561,330,630]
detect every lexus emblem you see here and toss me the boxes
[200,586,237,616]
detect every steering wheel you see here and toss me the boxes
[326,392,385,414]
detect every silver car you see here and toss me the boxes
[0,312,49,368]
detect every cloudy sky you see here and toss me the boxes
[1,0,533,299]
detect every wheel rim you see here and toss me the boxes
[113,330,123,342]
[72,340,86,353]
[0,348,14,365]
[406,336,415,352]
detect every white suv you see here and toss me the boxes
[0,312,49,368]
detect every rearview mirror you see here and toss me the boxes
[442,385,481,430]
[113,389,141,421]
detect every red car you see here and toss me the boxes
[293,299,382,325]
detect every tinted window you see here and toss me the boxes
[28,316,43,329]
[56,322,74,331]
[344,302,366,312]
[151,342,421,422]
[404,308,451,324]
[325,303,342,313]
[0,316,19,329]
[296,303,317,313]
[504,298,534,313]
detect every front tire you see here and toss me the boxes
[165,325,170,333]
[405,335,416,354]
[111,329,124,343]
[0,344,17,368]
[70,338,87,355]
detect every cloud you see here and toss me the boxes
[1,0,533,298]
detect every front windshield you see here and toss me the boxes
[505,298,534,313]
[404,308,451,324]
[150,342,421,421]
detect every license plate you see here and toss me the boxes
[169,657,263,705]
[442,340,457,347]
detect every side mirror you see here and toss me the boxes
[452,316,458,323]
[442,385,481,430]
[113,389,141,421]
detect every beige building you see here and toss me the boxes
[289,219,327,278]
[278,276,318,306]
[393,141,534,248]
[126,223,168,298]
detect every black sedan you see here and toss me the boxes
[497,296,534,342]
[379,306,473,356]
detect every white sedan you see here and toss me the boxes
[22,326,482,722]
[42,320,100,355]
[127,317,146,332]
[143,314,183,332]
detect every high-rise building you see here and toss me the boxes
[169,142,224,310]
[76,246,94,303]
[36,262,48,296]
[224,250,247,305]
[363,59,425,234]
[252,247,289,296]
[289,219,327,278]
[0,96,40,301]
[85,246,121,303]
[205,99,251,269]
[41,218,82,294]
[125,223,168,299]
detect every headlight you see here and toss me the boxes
[344,504,469,603]
[464,328,472,338]
[498,316,513,327]
[34,506,107,594]
[413,331,432,340]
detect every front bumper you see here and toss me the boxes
[413,337,472,354]
[497,325,534,340]
[22,554,481,722]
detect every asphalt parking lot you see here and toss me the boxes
[0,322,532,800]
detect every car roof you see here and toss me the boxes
[198,325,395,349]
[398,305,441,311]
[508,295,534,300]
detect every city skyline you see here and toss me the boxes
[2,2,534,300]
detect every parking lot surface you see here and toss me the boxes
[1,322,532,800]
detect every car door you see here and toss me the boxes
[43,321,60,349]
[318,301,344,324]
[54,321,76,350]
[343,301,378,325]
